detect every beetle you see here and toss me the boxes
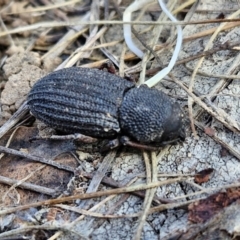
[27,67,185,150]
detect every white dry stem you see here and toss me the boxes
[123,0,153,59]
[123,0,183,87]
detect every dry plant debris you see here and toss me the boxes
[188,187,240,223]
[194,168,214,184]
[1,0,240,239]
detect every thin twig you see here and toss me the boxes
[0,102,29,139]
[0,177,185,216]
[170,74,240,133]
[0,146,75,172]
[134,151,152,240]
[78,150,117,209]
[0,224,88,239]
[0,173,57,196]
[2,18,240,37]
[195,121,240,161]
[81,171,161,204]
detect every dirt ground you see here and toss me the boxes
[1,0,240,239]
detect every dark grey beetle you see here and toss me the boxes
[27,67,185,148]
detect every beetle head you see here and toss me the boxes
[160,102,186,144]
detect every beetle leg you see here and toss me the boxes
[101,138,120,152]
[120,136,158,151]
[160,138,182,146]
[30,133,97,144]
[124,74,137,83]
[99,60,117,74]
[99,60,136,82]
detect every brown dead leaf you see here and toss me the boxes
[188,187,240,223]
[163,201,240,240]
[0,126,77,206]
[194,168,214,184]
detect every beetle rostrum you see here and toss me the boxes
[27,67,185,147]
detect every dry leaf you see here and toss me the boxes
[188,187,240,223]
[194,168,214,184]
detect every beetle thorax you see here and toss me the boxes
[119,85,184,145]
